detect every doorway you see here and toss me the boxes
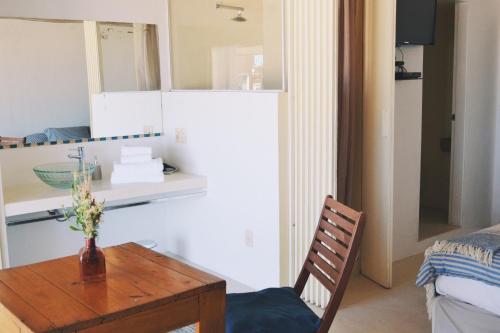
[418,0,457,240]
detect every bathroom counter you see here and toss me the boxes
[3,173,207,217]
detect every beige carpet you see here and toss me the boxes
[311,254,431,333]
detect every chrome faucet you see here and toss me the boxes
[68,146,86,172]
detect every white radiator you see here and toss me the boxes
[285,0,338,308]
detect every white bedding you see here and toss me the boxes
[433,296,500,333]
[436,275,500,317]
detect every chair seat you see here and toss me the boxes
[226,287,321,333]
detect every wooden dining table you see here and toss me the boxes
[0,242,226,333]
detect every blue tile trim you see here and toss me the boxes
[0,133,163,150]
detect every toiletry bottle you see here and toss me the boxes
[92,156,103,181]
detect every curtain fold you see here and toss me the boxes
[133,24,161,91]
[337,0,364,207]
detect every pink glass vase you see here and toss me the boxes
[79,238,106,283]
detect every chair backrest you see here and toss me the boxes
[294,195,365,333]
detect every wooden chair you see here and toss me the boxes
[295,195,366,332]
[226,195,366,333]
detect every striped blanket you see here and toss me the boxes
[416,224,500,317]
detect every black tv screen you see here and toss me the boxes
[396,0,437,45]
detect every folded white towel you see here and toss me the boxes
[111,172,164,184]
[121,146,153,156]
[120,154,152,164]
[113,158,163,175]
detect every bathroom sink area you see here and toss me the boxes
[33,162,95,189]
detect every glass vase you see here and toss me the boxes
[79,238,106,283]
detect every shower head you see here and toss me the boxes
[232,11,247,22]
[216,3,247,22]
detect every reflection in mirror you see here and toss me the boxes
[169,0,283,91]
[99,22,161,92]
[0,18,162,148]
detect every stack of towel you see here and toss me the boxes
[111,146,164,184]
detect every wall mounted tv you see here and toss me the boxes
[396,0,437,45]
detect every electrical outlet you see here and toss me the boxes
[175,128,187,144]
[245,229,254,248]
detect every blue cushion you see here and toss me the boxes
[25,133,48,144]
[43,126,91,141]
[226,287,321,333]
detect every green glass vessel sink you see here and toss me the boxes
[33,162,96,189]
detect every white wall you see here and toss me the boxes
[461,0,500,226]
[91,91,163,137]
[7,201,171,267]
[0,19,89,137]
[392,46,424,262]
[161,91,286,290]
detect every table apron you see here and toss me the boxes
[77,296,199,333]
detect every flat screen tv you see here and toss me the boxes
[396,0,437,45]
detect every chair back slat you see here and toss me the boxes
[322,208,355,234]
[308,252,340,284]
[311,241,344,272]
[316,230,348,259]
[325,196,362,221]
[294,195,366,333]
[319,219,351,245]
[304,261,336,292]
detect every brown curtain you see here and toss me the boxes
[337,0,364,207]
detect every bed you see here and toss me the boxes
[417,225,500,332]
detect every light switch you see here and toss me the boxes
[175,128,187,144]
[245,229,254,248]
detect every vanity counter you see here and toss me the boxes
[3,173,207,217]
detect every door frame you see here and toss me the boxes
[360,0,396,289]
[448,0,468,227]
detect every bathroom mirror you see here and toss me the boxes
[0,18,163,148]
[169,0,284,91]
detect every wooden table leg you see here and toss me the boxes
[196,288,226,333]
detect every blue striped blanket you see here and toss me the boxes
[416,225,500,317]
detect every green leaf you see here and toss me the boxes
[69,225,82,232]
